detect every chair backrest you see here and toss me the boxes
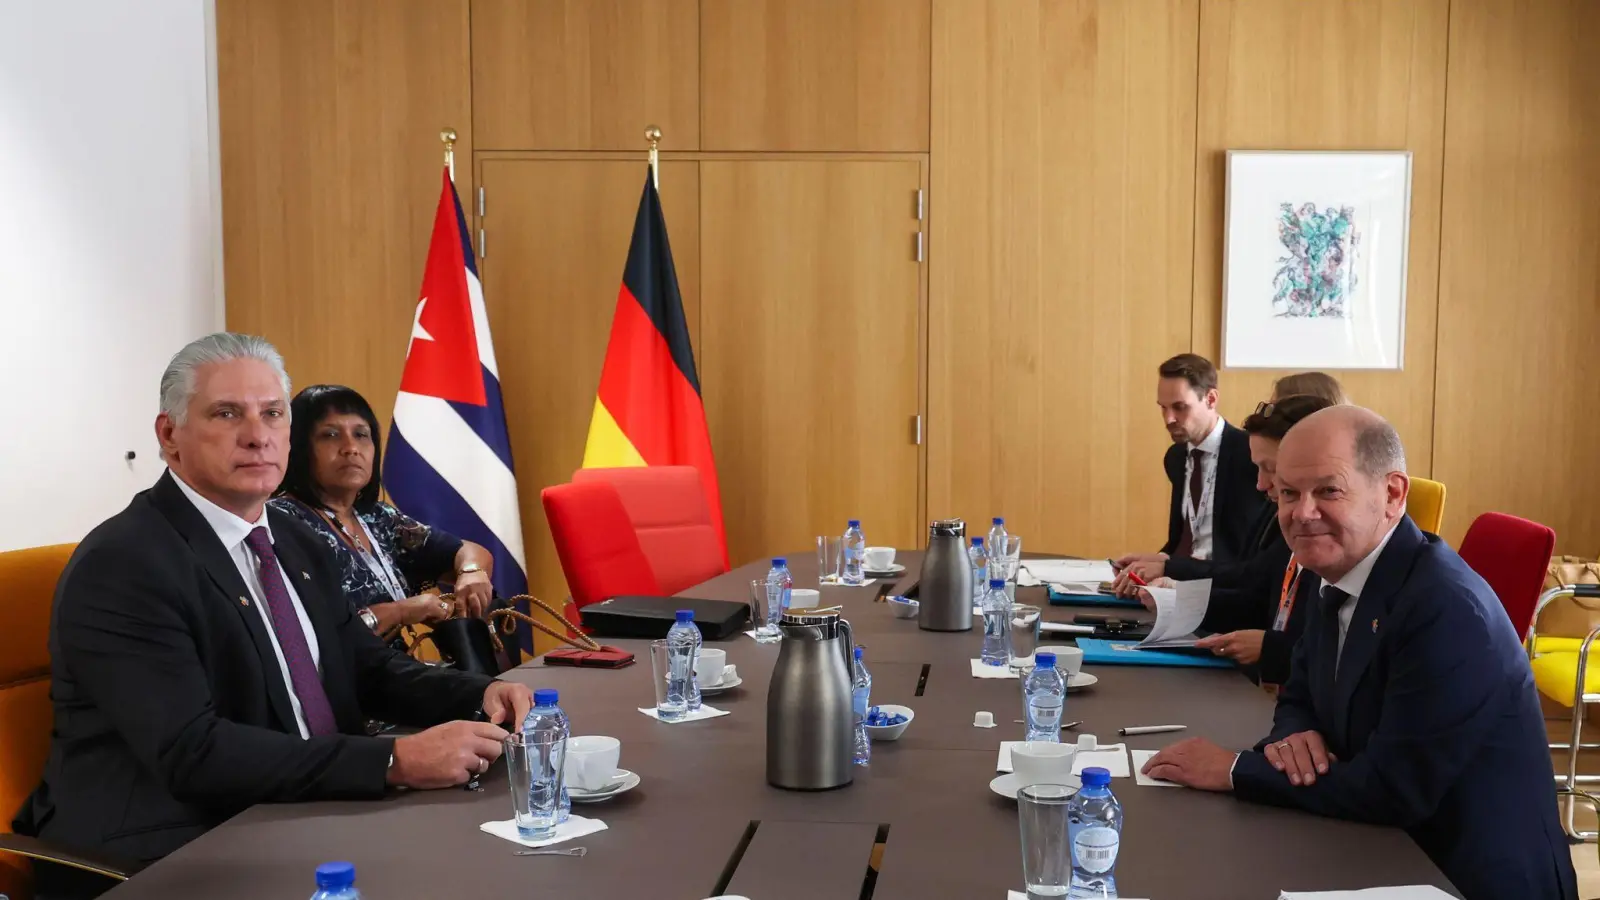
[572,466,727,594]
[1457,512,1555,639]
[0,543,75,899]
[541,481,662,609]
[1406,476,1447,535]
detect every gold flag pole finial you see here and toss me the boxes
[645,125,662,190]
[441,128,458,184]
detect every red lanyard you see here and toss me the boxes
[1273,555,1301,632]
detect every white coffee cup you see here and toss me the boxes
[864,547,896,570]
[1054,646,1085,677]
[788,588,821,609]
[1011,741,1076,785]
[695,648,728,689]
[565,735,621,791]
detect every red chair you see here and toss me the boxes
[1457,511,1556,640]
[541,481,662,618]
[573,466,728,593]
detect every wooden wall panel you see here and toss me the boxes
[471,0,700,151]
[701,0,930,152]
[218,0,472,429]
[1433,0,1600,552]
[478,159,700,633]
[699,160,924,565]
[928,0,1200,558]
[1191,0,1450,479]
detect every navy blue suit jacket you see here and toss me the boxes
[1232,517,1576,900]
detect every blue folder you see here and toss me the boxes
[1046,587,1144,609]
[1077,637,1236,669]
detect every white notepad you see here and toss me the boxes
[1071,744,1130,778]
[1130,749,1180,787]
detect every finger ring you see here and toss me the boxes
[478,757,490,775]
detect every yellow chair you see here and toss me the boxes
[1529,581,1600,840]
[1406,476,1446,534]
[0,544,140,899]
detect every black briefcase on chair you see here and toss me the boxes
[577,595,751,641]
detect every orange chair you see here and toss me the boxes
[573,466,728,593]
[0,543,139,899]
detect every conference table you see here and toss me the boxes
[104,551,1458,899]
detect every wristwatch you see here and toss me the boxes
[359,607,379,632]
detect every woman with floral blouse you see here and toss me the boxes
[270,385,496,643]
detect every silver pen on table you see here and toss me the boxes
[1119,724,1186,736]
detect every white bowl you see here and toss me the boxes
[863,704,915,741]
[889,598,920,619]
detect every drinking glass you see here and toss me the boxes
[816,536,842,584]
[505,730,566,840]
[651,639,687,720]
[1018,782,1077,898]
[1008,604,1042,670]
[999,535,1024,602]
[748,579,782,643]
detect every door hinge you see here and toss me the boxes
[478,228,486,258]
[912,414,923,445]
[478,186,485,218]
[915,189,924,220]
[914,232,924,262]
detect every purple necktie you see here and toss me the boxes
[243,527,339,737]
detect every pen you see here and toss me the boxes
[1119,724,1186,736]
[1126,570,1149,588]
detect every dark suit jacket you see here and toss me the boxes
[1232,517,1578,900]
[14,473,494,869]
[1196,506,1306,685]
[1158,422,1266,566]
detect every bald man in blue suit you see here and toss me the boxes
[1144,406,1576,900]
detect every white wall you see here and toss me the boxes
[0,0,223,551]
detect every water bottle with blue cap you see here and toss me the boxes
[310,861,360,900]
[1069,766,1123,897]
[1022,651,1065,741]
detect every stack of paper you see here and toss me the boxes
[1017,559,1117,588]
[1136,579,1212,649]
[1278,888,1453,899]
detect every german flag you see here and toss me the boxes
[582,169,727,563]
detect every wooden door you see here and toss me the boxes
[476,159,700,633]
[699,160,924,564]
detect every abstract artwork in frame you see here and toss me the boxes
[1221,151,1412,370]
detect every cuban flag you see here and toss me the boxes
[384,169,528,607]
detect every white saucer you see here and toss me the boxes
[569,769,640,803]
[700,675,744,694]
[1065,672,1098,692]
[864,563,907,576]
[989,771,1080,800]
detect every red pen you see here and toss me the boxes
[1126,570,1149,587]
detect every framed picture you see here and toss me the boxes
[1221,150,1413,370]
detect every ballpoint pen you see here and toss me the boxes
[1120,724,1186,736]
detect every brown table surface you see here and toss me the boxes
[104,552,1459,899]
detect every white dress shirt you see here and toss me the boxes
[1320,522,1400,672]
[1183,417,1227,560]
[173,474,321,739]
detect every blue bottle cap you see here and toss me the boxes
[854,646,864,659]
[533,688,559,707]
[848,519,861,527]
[675,610,695,623]
[1035,652,1055,668]
[772,557,787,566]
[971,536,984,545]
[1081,766,1112,786]
[993,517,1005,525]
[315,862,356,889]
[989,578,1006,589]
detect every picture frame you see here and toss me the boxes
[1221,150,1413,370]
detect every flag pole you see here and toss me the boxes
[440,128,457,184]
[645,124,661,190]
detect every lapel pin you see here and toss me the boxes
[301,571,311,581]
[1371,618,1379,633]
[239,596,250,607]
